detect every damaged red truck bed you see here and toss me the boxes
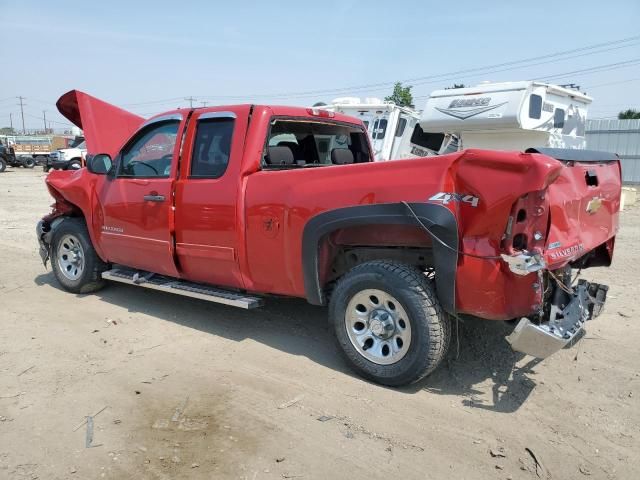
[37,90,621,386]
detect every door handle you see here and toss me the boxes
[143,194,165,202]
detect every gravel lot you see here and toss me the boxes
[1,167,638,480]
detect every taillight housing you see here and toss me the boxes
[502,189,550,254]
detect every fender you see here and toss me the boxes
[302,202,459,313]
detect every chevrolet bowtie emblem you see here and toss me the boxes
[586,197,603,214]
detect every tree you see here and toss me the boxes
[385,82,414,108]
[445,83,466,89]
[618,109,640,119]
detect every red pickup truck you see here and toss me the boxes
[37,90,621,386]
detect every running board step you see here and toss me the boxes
[101,268,264,309]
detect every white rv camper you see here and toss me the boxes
[320,98,454,161]
[420,81,592,151]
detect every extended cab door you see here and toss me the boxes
[96,113,186,276]
[173,106,251,288]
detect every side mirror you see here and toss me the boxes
[86,153,113,175]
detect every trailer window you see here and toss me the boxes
[395,117,407,137]
[264,119,370,168]
[554,108,565,129]
[410,124,445,152]
[529,94,542,119]
[372,118,387,139]
[190,118,234,178]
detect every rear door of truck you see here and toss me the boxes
[173,106,252,288]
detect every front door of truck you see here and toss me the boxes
[97,114,185,277]
[173,106,251,289]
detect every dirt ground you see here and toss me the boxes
[0,167,638,480]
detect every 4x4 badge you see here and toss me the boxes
[429,192,479,207]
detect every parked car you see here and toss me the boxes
[37,90,620,386]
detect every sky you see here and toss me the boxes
[1,0,639,131]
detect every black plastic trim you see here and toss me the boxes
[525,147,619,162]
[302,202,458,313]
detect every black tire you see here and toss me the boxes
[329,260,450,386]
[0,157,6,173]
[43,165,50,172]
[23,157,35,169]
[50,217,107,294]
[67,159,82,170]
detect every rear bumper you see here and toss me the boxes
[506,279,608,358]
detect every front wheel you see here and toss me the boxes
[0,157,6,173]
[67,159,82,170]
[23,157,35,169]
[329,261,450,386]
[50,218,107,293]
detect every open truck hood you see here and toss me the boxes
[56,90,144,159]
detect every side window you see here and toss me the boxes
[395,117,408,137]
[120,121,179,177]
[191,118,235,178]
[554,108,565,129]
[264,119,370,167]
[529,94,542,119]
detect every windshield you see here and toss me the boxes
[68,137,85,148]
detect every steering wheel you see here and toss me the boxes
[129,160,159,175]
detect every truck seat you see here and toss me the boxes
[266,146,294,165]
[331,148,354,165]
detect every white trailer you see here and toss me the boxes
[420,81,591,151]
[320,98,459,161]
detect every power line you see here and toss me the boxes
[193,35,640,100]
[582,77,640,89]
[23,112,73,126]
[122,96,184,107]
[47,33,640,107]
[539,58,640,81]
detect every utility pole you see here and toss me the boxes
[43,110,47,133]
[201,101,208,107]
[184,96,196,108]
[17,96,26,134]
[9,113,13,132]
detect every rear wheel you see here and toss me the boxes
[329,261,450,386]
[0,157,6,173]
[50,218,107,293]
[23,157,35,169]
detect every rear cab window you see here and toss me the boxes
[190,116,235,178]
[263,119,370,168]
